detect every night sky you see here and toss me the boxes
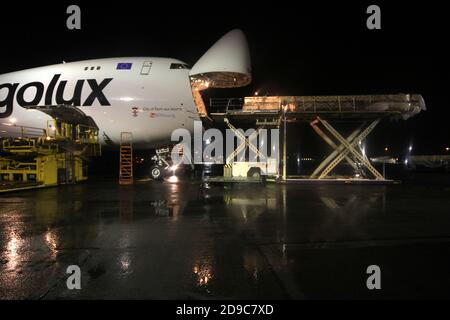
[1,1,448,156]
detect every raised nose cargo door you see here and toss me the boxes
[189,29,252,117]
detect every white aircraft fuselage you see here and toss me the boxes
[0,57,199,149]
[0,29,252,150]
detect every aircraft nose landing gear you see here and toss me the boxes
[150,147,173,180]
[150,145,186,181]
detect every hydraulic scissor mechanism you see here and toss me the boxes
[310,117,384,180]
[224,118,267,164]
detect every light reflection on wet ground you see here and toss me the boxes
[1,179,450,299]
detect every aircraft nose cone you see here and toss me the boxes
[189,29,251,88]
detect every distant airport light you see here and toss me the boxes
[404,159,408,165]
[446,147,450,152]
[384,147,389,152]
[408,145,413,152]
[254,91,259,96]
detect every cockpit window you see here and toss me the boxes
[170,63,190,70]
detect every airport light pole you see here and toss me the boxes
[282,104,287,181]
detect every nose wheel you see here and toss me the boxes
[150,165,163,180]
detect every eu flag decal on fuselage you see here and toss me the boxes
[117,63,133,70]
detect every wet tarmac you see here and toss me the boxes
[1,178,450,299]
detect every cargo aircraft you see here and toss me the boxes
[0,30,252,179]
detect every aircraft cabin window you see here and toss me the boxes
[84,67,89,71]
[170,63,190,70]
[90,66,95,70]
[97,66,101,70]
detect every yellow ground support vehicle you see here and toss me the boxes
[0,111,100,193]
